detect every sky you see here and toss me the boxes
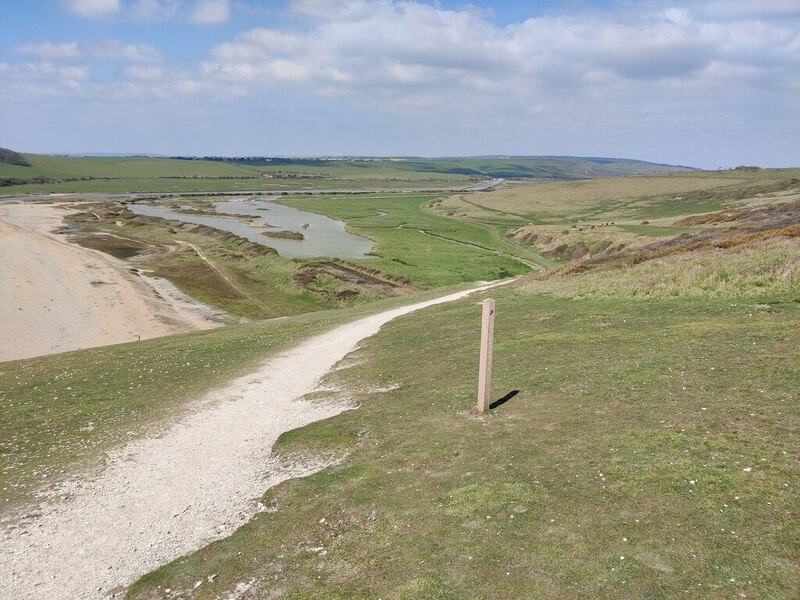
[0,0,798,169]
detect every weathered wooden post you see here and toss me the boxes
[477,298,495,413]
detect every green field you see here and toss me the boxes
[0,153,696,194]
[1,167,798,598]
[277,193,549,281]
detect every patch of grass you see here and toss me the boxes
[530,237,800,300]
[433,169,800,226]
[278,193,540,285]
[128,282,800,599]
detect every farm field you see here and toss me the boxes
[0,153,694,195]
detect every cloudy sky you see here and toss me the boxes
[0,0,798,168]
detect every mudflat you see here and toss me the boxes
[0,202,222,362]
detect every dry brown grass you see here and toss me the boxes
[524,236,799,299]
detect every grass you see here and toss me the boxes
[127,272,800,599]
[0,284,485,511]
[433,170,800,226]
[0,155,472,194]
[3,168,799,598]
[0,154,696,195]
[278,193,542,284]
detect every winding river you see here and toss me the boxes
[128,196,372,259]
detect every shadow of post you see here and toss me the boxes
[490,390,519,410]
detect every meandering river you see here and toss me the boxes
[128,196,372,259]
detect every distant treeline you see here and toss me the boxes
[0,176,104,187]
[0,147,31,167]
[170,156,346,167]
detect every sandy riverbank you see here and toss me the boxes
[0,202,224,363]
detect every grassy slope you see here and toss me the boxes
[128,269,799,599]
[0,285,483,510]
[2,169,798,598]
[435,170,800,226]
[0,155,470,194]
[0,154,693,194]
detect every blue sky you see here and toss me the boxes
[1,0,798,168]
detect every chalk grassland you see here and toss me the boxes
[0,154,693,194]
[434,169,800,225]
[431,169,800,266]
[127,240,799,599]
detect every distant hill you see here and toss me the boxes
[186,155,697,180]
[0,153,698,194]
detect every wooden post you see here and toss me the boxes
[477,298,495,413]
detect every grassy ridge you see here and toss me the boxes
[128,276,799,599]
[0,154,694,194]
[435,170,800,226]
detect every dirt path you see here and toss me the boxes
[0,280,510,599]
[175,240,277,315]
[0,203,224,362]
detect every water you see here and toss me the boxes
[128,196,372,259]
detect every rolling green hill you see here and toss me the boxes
[0,153,695,194]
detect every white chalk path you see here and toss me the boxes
[0,280,509,599]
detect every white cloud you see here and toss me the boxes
[14,40,161,63]
[59,65,90,81]
[17,42,82,60]
[61,0,121,18]
[197,0,798,97]
[190,0,230,24]
[124,65,165,80]
[131,0,182,20]
[86,40,162,62]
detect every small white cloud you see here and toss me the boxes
[58,65,90,81]
[240,29,304,53]
[87,40,162,62]
[124,65,164,80]
[131,0,182,20]
[17,42,82,61]
[190,0,230,24]
[61,0,121,19]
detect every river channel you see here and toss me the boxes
[128,196,373,259]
